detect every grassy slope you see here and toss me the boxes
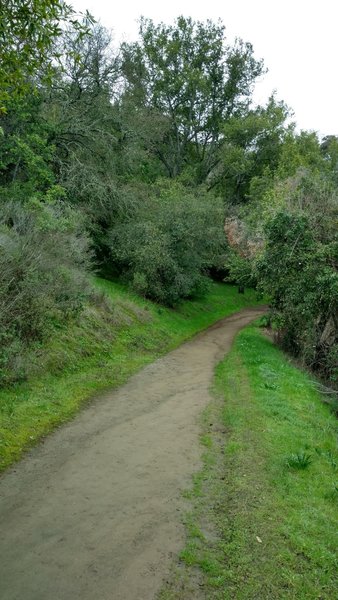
[0,279,263,472]
[160,323,338,600]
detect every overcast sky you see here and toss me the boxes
[71,0,338,137]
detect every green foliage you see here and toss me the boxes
[0,92,55,192]
[0,0,92,109]
[256,173,338,384]
[109,182,227,304]
[225,250,257,289]
[122,16,264,181]
[276,131,324,180]
[210,95,290,203]
[243,130,327,219]
[0,198,92,384]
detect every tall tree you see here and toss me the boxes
[121,16,264,180]
[208,96,291,203]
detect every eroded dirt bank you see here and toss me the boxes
[0,307,265,600]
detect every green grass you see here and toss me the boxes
[160,323,338,600]
[0,278,263,472]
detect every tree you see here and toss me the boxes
[38,22,125,266]
[207,96,291,203]
[121,16,264,180]
[0,0,92,110]
[108,181,226,304]
[0,90,56,194]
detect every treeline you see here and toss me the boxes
[0,1,337,388]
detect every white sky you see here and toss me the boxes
[71,0,338,137]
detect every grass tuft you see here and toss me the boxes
[286,452,313,470]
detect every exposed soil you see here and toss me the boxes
[0,306,265,600]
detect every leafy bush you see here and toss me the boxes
[108,182,226,305]
[225,249,257,289]
[256,177,338,387]
[0,196,92,384]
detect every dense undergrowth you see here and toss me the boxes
[160,323,338,599]
[0,279,263,472]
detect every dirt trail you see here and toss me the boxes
[0,306,265,600]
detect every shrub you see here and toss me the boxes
[0,196,92,384]
[108,181,226,305]
[225,249,257,289]
[256,197,338,386]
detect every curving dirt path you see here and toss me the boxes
[0,306,265,600]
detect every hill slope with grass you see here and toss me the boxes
[0,279,263,472]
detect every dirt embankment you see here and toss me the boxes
[0,306,265,600]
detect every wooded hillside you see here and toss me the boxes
[0,1,337,389]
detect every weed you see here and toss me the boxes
[286,451,313,470]
[264,381,278,390]
[324,483,338,502]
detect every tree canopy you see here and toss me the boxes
[0,0,91,109]
[121,16,264,179]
